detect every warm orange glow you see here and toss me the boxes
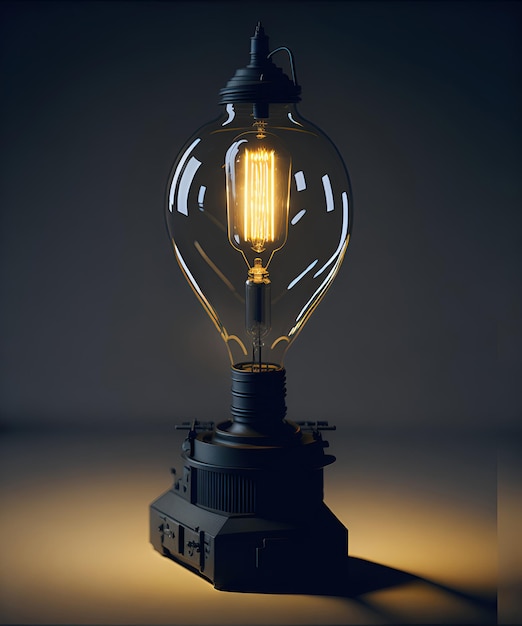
[226,135,291,265]
[0,433,500,625]
[243,148,277,253]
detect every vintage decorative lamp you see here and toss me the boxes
[150,23,353,592]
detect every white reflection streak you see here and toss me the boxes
[222,104,235,126]
[168,138,201,212]
[174,243,219,326]
[291,209,306,225]
[288,112,303,126]
[194,240,235,292]
[295,263,337,326]
[178,157,201,216]
[322,174,335,212]
[225,139,247,194]
[293,191,349,327]
[294,170,306,191]
[287,259,318,290]
[313,191,349,278]
[198,185,206,209]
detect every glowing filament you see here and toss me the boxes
[243,148,276,253]
[226,135,291,263]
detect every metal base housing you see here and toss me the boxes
[150,489,347,592]
[150,365,348,592]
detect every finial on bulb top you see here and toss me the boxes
[219,23,301,109]
[250,21,269,65]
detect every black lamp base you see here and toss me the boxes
[150,365,348,592]
[150,487,347,592]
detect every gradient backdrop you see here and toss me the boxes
[1,0,520,432]
[0,1,521,623]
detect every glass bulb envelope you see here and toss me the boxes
[166,102,352,367]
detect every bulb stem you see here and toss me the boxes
[246,259,271,367]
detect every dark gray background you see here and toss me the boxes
[1,0,520,434]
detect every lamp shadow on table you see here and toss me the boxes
[250,556,496,621]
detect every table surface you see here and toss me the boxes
[0,426,519,625]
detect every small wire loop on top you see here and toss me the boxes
[267,46,299,87]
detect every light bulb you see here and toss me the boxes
[166,36,352,369]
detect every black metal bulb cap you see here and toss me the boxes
[210,362,294,444]
[219,22,301,118]
[231,362,286,422]
[195,364,332,464]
